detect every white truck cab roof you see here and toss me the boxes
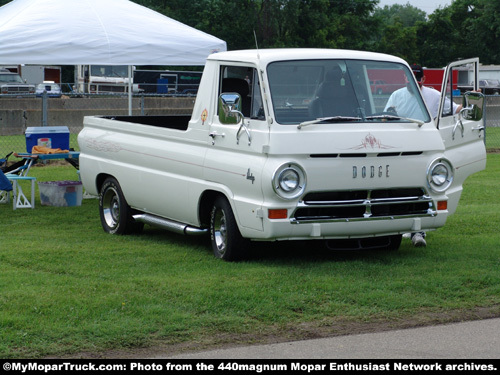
[208,48,406,67]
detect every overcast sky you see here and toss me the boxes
[377,0,452,14]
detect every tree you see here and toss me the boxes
[377,21,419,63]
[448,0,500,64]
[372,3,424,62]
[374,2,426,27]
[133,0,378,50]
[418,0,500,66]
[416,8,458,67]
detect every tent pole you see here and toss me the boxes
[128,65,132,115]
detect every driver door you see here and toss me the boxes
[437,58,486,179]
[204,65,269,232]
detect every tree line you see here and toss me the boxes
[1,0,499,68]
[134,0,500,68]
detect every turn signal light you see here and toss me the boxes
[437,201,447,211]
[268,209,288,219]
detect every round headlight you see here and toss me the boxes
[273,163,306,199]
[427,158,453,193]
[431,164,449,186]
[278,169,300,192]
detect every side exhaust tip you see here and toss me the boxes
[133,214,208,236]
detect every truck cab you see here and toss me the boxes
[75,65,133,94]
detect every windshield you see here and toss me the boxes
[0,73,24,83]
[267,59,431,125]
[90,65,128,78]
[37,83,60,90]
[483,80,500,86]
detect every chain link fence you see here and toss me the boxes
[0,91,196,158]
[483,96,500,151]
[1,92,499,160]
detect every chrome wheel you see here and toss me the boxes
[99,177,143,235]
[102,187,120,230]
[212,206,227,256]
[209,196,248,261]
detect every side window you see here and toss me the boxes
[219,66,262,119]
[441,69,458,117]
[250,69,264,120]
[441,69,454,118]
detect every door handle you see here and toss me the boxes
[471,125,485,138]
[209,132,225,145]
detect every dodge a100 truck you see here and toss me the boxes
[77,49,486,261]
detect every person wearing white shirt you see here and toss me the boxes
[385,64,462,247]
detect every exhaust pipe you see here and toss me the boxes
[133,214,208,236]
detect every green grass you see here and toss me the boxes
[485,126,500,149]
[0,156,499,358]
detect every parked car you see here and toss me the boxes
[35,82,62,98]
[458,79,500,95]
[478,79,500,95]
[370,79,391,95]
[0,72,36,96]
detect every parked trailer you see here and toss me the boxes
[134,70,202,94]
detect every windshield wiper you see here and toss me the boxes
[298,116,362,129]
[365,115,425,128]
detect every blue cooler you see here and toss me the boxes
[25,126,70,153]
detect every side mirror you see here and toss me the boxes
[461,91,484,121]
[218,92,243,125]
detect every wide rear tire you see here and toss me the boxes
[99,177,143,235]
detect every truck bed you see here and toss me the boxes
[101,115,191,131]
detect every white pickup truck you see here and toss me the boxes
[78,49,486,261]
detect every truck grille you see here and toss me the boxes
[101,85,127,93]
[91,84,127,93]
[4,86,31,93]
[291,188,435,223]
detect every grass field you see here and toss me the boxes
[0,154,499,358]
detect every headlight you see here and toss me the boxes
[272,163,306,199]
[427,158,453,193]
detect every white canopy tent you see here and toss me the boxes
[0,0,226,112]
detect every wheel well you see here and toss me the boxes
[95,173,113,194]
[198,190,225,228]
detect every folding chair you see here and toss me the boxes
[6,175,36,209]
[1,151,29,175]
[0,168,13,204]
[0,158,36,210]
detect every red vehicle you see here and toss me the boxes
[369,68,457,94]
[370,79,392,95]
[422,68,446,91]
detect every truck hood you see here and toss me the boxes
[267,123,444,155]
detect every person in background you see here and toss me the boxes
[408,64,462,247]
[410,64,462,119]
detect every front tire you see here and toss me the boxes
[210,196,248,261]
[99,177,143,235]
